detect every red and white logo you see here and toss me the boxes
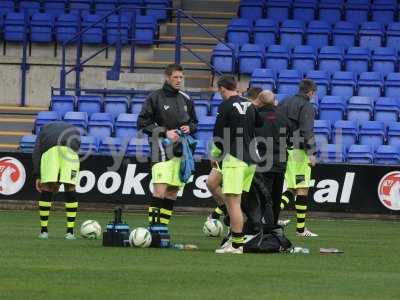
[378,171,400,211]
[0,157,26,195]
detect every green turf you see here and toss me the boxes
[0,210,399,300]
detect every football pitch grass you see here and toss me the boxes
[0,210,399,300]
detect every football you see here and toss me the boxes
[202,219,224,237]
[129,227,152,248]
[80,220,102,239]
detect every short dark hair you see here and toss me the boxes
[165,64,184,76]
[217,75,237,91]
[299,79,317,94]
[247,87,263,100]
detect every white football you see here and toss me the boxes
[80,220,102,239]
[129,227,152,248]
[203,219,224,237]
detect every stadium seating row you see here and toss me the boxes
[0,12,158,45]
[212,43,400,75]
[226,19,400,50]
[248,69,400,99]
[238,0,400,25]
[0,0,171,20]
[318,143,400,164]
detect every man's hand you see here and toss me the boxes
[180,125,190,134]
[166,129,180,142]
[35,179,42,193]
[308,155,317,167]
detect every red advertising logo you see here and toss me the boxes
[378,171,400,211]
[0,157,26,195]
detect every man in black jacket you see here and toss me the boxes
[278,79,318,237]
[137,64,198,245]
[32,121,81,240]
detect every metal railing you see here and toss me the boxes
[59,5,233,96]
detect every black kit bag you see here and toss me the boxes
[243,225,292,254]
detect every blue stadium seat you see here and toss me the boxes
[318,143,346,163]
[115,113,138,140]
[90,112,114,125]
[265,45,289,74]
[293,0,317,23]
[384,72,400,98]
[130,97,145,114]
[249,68,275,90]
[374,145,400,165]
[77,95,102,117]
[280,20,304,49]
[211,92,223,102]
[318,46,343,75]
[82,14,104,44]
[144,0,170,22]
[79,135,98,154]
[371,0,396,26]
[386,23,400,52]
[347,96,373,124]
[253,19,277,47]
[35,111,61,133]
[318,0,343,25]
[371,47,397,77]
[275,93,289,104]
[238,0,265,21]
[127,135,150,156]
[99,137,124,155]
[374,97,399,127]
[4,12,27,42]
[195,101,209,118]
[106,15,130,45]
[88,121,113,141]
[211,43,236,74]
[135,16,156,45]
[387,122,400,150]
[332,22,357,49]
[51,95,75,118]
[333,120,358,151]
[63,111,88,134]
[31,13,54,43]
[238,44,264,75]
[104,96,129,119]
[197,128,213,144]
[306,70,329,100]
[359,121,385,151]
[226,18,252,46]
[265,0,291,22]
[0,1,15,14]
[198,116,216,130]
[292,45,316,74]
[120,0,143,17]
[55,14,79,43]
[69,0,91,16]
[94,0,118,16]
[359,22,384,50]
[344,0,370,26]
[277,69,302,95]
[19,1,40,16]
[347,144,373,164]
[319,96,346,124]
[314,119,331,145]
[357,72,383,100]
[43,0,67,18]
[344,47,370,74]
[306,21,331,50]
[331,71,357,101]
[20,135,37,153]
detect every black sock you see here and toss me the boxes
[148,196,163,225]
[281,190,294,210]
[295,195,308,233]
[65,191,78,234]
[39,191,53,233]
[231,231,244,249]
[159,198,175,225]
[211,204,227,219]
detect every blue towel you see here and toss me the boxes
[162,131,197,183]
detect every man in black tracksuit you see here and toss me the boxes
[137,64,198,245]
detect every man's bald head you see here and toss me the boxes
[257,90,276,106]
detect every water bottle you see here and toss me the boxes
[290,247,310,254]
[172,243,198,251]
[173,243,184,250]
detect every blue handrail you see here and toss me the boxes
[59,6,233,95]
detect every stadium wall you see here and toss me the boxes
[1,152,399,215]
